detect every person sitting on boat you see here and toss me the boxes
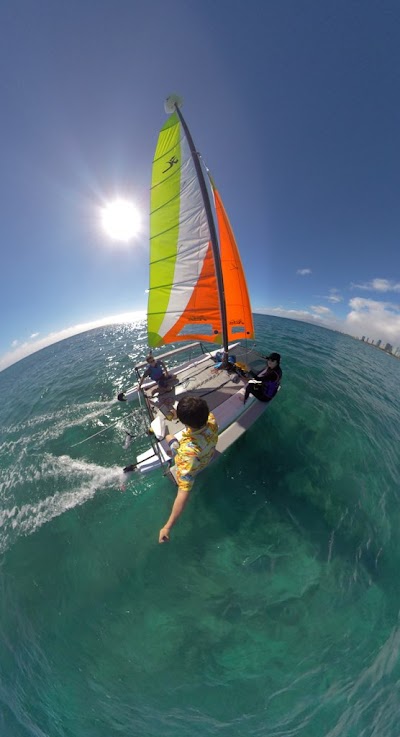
[139,355,174,396]
[243,352,282,404]
[159,396,218,544]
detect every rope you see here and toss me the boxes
[70,417,121,448]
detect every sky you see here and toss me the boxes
[1,0,399,371]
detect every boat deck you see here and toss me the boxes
[143,345,267,433]
[133,344,275,479]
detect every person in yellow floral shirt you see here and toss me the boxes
[159,396,218,543]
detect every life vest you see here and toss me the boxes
[260,367,282,399]
[148,362,164,381]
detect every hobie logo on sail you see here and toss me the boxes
[162,156,179,173]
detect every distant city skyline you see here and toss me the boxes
[360,335,399,358]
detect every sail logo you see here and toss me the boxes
[229,319,244,325]
[163,156,179,173]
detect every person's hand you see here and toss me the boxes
[159,527,170,543]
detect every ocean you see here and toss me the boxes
[0,314,399,737]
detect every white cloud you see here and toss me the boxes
[344,298,400,344]
[255,297,400,346]
[352,278,400,293]
[296,268,312,276]
[11,339,18,348]
[310,305,332,315]
[314,289,343,304]
[255,305,335,326]
[326,288,343,303]
[30,332,39,339]
[0,311,146,372]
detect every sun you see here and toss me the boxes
[101,199,141,242]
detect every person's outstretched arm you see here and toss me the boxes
[159,488,190,543]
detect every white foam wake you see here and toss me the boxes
[0,455,123,553]
[1,399,116,439]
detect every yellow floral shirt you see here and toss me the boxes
[174,413,218,493]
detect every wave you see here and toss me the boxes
[0,455,123,554]
[0,399,116,436]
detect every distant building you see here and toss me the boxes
[376,339,381,348]
[361,336,365,341]
[384,343,393,353]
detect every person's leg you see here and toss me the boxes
[158,383,172,394]
[244,383,270,404]
[244,383,258,403]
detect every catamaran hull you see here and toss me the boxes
[134,395,272,477]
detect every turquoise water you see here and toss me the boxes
[1,314,399,737]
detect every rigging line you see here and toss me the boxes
[138,351,239,403]
[136,388,166,468]
[137,385,145,412]
[200,342,216,362]
[139,366,205,399]
[144,365,214,400]
[179,359,239,384]
[199,375,241,399]
[70,417,121,448]
[138,347,222,394]
[144,360,239,403]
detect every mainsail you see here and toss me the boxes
[147,104,254,348]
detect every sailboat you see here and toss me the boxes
[118,95,279,479]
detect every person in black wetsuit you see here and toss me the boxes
[243,352,282,404]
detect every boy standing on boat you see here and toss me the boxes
[159,396,218,543]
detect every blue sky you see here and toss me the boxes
[1,0,399,370]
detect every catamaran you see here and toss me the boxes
[118,95,279,480]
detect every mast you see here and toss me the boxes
[169,97,229,360]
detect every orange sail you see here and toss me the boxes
[213,186,255,341]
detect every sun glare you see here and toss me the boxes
[101,199,141,242]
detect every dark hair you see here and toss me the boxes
[146,354,155,362]
[177,396,209,429]
[267,352,281,363]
